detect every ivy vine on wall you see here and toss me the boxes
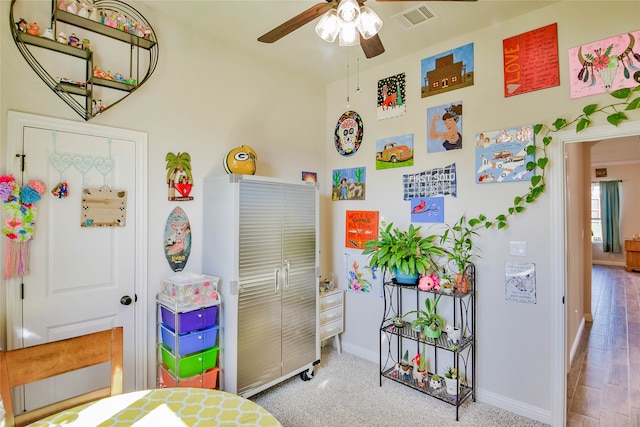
[464,84,640,234]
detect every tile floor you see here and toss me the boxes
[566,265,640,426]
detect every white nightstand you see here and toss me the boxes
[319,288,344,353]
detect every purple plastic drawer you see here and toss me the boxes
[161,305,218,334]
[161,324,218,356]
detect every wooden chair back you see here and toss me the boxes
[0,327,123,427]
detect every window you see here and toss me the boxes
[591,183,602,242]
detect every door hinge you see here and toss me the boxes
[21,282,24,300]
[15,153,26,172]
[562,296,565,304]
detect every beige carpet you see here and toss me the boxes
[251,345,549,427]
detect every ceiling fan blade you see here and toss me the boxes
[376,0,476,2]
[258,2,335,43]
[360,33,385,59]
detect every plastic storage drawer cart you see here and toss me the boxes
[157,273,221,389]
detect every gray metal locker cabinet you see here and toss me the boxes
[202,174,320,397]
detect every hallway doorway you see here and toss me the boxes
[558,124,640,426]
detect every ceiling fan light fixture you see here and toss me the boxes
[338,20,360,46]
[337,0,360,23]
[357,6,382,39]
[315,9,340,42]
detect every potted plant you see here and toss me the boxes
[399,349,411,379]
[392,315,405,328]
[444,366,459,395]
[440,214,479,293]
[429,373,442,389]
[403,294,445,339]
[411,351,428,385]
[363,222,443,285]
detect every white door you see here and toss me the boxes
[5,112,147,411]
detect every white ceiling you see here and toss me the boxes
[143,0,559,84]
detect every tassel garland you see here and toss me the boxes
[1,174,44,278]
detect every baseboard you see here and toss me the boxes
[569,317,585,369]
[592,260,625,267]
[477,388,551,425]
[341,342,378,363]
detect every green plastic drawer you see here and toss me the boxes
[161,344,218,378]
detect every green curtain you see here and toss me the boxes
[600,180,621,253]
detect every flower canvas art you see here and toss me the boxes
[568,30,640,99]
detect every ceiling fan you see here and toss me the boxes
[258,0,477,59]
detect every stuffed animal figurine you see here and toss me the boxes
[418,273,440,291]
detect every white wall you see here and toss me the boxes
[0,0,328,388]
[325,1,640,424]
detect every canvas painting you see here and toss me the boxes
[503,23,560,97]
[345,210,378,249]
[375,134,414,169]
[377,73,406,120]
[427,102,463,153]
[332,167,366,201]
[475,125,535,184]
[568,30,640,99]
[403,163,457,200]
[344,250,380,296]
[410,197,444,223]
[302,171,317,182]
[421,43,474,98]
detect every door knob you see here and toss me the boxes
[120,295,133,305]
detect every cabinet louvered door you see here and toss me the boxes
[281,183,317,374]
[237,180,283,395]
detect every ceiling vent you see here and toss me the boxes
[391,3,439,29]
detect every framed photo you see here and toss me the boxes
[595,168,607,178]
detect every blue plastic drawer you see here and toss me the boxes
[161,324,218,356]
[161,305,218,334]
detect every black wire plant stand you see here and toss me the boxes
[379,263,476,421]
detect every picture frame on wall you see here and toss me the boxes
[595,168,607,178]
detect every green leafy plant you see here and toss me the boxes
[362,222,443,277]
[444,366,457,379]
[431,374,440,381]
[403,294,445,334]
[440,214,480,275]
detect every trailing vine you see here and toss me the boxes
[465,83,640,233]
